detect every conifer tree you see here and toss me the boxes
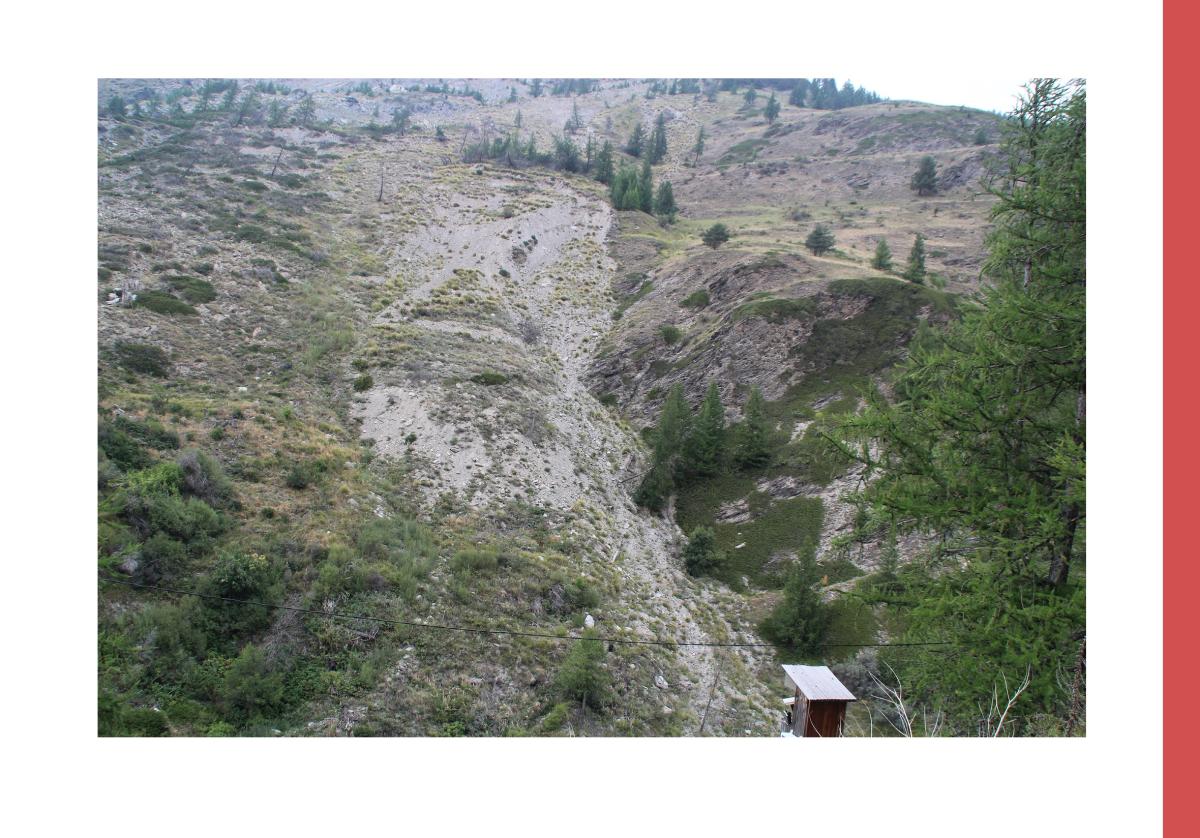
[872,238,893,271]
[634,383,693,508]
[294,94,315,127]
[391,106,411,135]
[626,123,645,157]
[701,223,730,249]
[683,526,725,576]
[595,140,615,185]
[653,180,677,222]
[833,81,1086,724]
[219,82,239,112]
[683,382,725,476]
[805,224,836,256]
[508,86,518,103]
[911,155,938,195]
[734,386,771,468]
[565,99,583,134]
[764,92,781,123]
[743,87,757,106]
[638,159,654,213]
[692,126,706,165]
[648,112,668,163]
[759,552,830,652]
[529,78,543,98]
[904,233,927,283]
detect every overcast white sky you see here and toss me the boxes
[831,76,1031,114]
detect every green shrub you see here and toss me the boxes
[682,526,725,576]
[135,290,196,315]
[598,393,618,407]
[659,324,682,345]
[284,460,325,489]
[165,275,217,303]
[137,532,188,583]
[701,223,730,249]
[221,644,284,722]
[200,552,278,638]
[451,547,500,575]
[177,449,234,506]
[113,416,179,450]
[680,290,710,309]
[99,422,151,471]
[471,371,509,386]
[353,373,374,391]
[192,262,214,275]
[114,341,170,377]
[566,578,601,610]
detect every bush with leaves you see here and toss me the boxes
[199,552,278,640]
[114,341,170,377]
[683,526,725,576]
[221,644,285,723]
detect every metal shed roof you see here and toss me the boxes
[782,665,857,701]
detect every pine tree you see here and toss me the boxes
[565,99,583,134]
[634,383,693,509]
[391,107,411,135]
[683,382,725,476]
[872,238,893,271]
[683,526,725,576]
[788,79,810,107]
[656,383,692,469]
[595,140,615,185]
[904,233,927,283]
[267,100,289,127]
[626,123,645,157]
[106,95,127,120]
[638,159,654,213]
[529,78,543,98]
[554,629,610,709]
[759,552,830,652]
[508,86,518,103]
[648,112,668,163]
[734,386,771,468]
[653,180,677,222]
[701,223,730,249]
[692,126,706,165]
[295,94,315,127]
[219,82,239,112]
[743,87,757,106]
[805,224,836,256]
[911,155,938,195]
[764,92,781,123]
[833,81,1086,725]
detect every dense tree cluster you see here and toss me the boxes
[634,383,772,512]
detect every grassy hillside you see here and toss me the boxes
[97,78,1003,737]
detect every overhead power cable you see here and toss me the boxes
[99,574,964,651]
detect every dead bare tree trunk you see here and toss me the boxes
[377,166,384,202]
[270,148,283,178]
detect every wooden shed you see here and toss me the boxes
[781,664,856,737]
